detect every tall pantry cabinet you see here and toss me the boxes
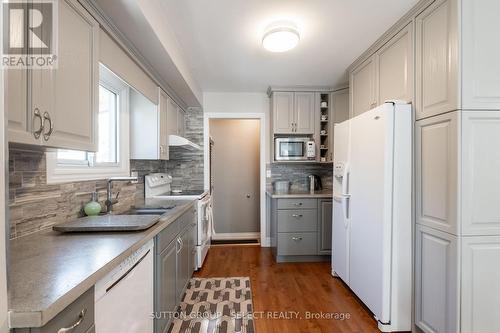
[347,0,500,332]
[414,0,500,332]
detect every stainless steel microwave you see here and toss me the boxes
[274,137,316,161]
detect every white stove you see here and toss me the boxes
[144,173,212,269]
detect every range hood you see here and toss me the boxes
[168,135,201,151]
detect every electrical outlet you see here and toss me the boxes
[266,169,272,178]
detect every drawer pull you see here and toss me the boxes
[292,214,303,218]
[294,203,303,206]
[291,237,303,241]
[57,308,86,333]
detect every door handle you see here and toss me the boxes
[42,111,53,141]
[32,108,43,139]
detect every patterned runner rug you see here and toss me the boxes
[168,277,255,333]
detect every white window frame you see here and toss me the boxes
[46,65,130,184]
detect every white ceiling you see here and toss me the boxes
[159,0,419,93]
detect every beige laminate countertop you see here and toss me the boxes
[7,199,196,329]
[266,189,333,199]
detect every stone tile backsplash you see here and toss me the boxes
[8,109,204,240]
[267,163,333,192]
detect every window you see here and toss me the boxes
[46,65,130,183]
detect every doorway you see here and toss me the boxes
[209,119,261,241]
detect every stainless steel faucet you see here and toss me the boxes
[105,176,138,213]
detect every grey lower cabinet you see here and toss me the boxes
[318,200,333,254]
[270,197,332,262]
[155,208,197,333]
[13,288,95,333]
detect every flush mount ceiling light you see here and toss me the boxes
[262,22,300,52]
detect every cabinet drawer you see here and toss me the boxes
[277,198,317,210]
[36,288,94,333]
[155,219,180,254]
[277,210,317,232]
[277,232,318,256]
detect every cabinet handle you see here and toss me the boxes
[292,214,303,218]
[176,237,182,253]
[57,308,86,333]
[32,108,43,139]
[292,237,303,241]
[294,202,303,206]
[42,111,53,141]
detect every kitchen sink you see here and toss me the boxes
[121,207,176,215]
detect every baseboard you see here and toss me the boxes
[261,237,271,248]
[212,232,260,240]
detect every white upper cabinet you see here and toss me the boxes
[272,92,295,134]
[166,96,185,138]
[46,0,99,151]
[6,0,99,151]
[350,56,377,118]
[377,23,413,104]
[158,89,169,160]
[271,91,315,134]
[415,0,459,120]
[6,70,34,145]
[461,0,500,110]
[294,92,315,134]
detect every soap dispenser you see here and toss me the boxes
[84,192,102,216]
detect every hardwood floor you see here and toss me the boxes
[194,246,380,333]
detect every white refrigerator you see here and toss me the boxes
[331,102,412,332]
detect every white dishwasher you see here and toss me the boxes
[95,239,154,333]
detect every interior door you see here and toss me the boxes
[348,104,393,324]
[210,119,260,238]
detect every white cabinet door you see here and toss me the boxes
[158,89,169,160]
[377,23,413,104]
[416,111,459,235]
[415,0,459,120]
[415,224,459,333]
[44,0,99,151]
[272,92,294,133]
[294,92,315,134]
[6,69,39,145]
[462,0,500,110]
[350,56,377,118]
[461,111,500,235]
[167,96,179,137]
[461,235,500,333]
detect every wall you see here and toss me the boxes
[210,119,261,234]
[267,163,333,191]
[8,108,204,240]
[164,107,204,191]
[0,54,8,333]
[8,149,152,239]
[203,92,270,161]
